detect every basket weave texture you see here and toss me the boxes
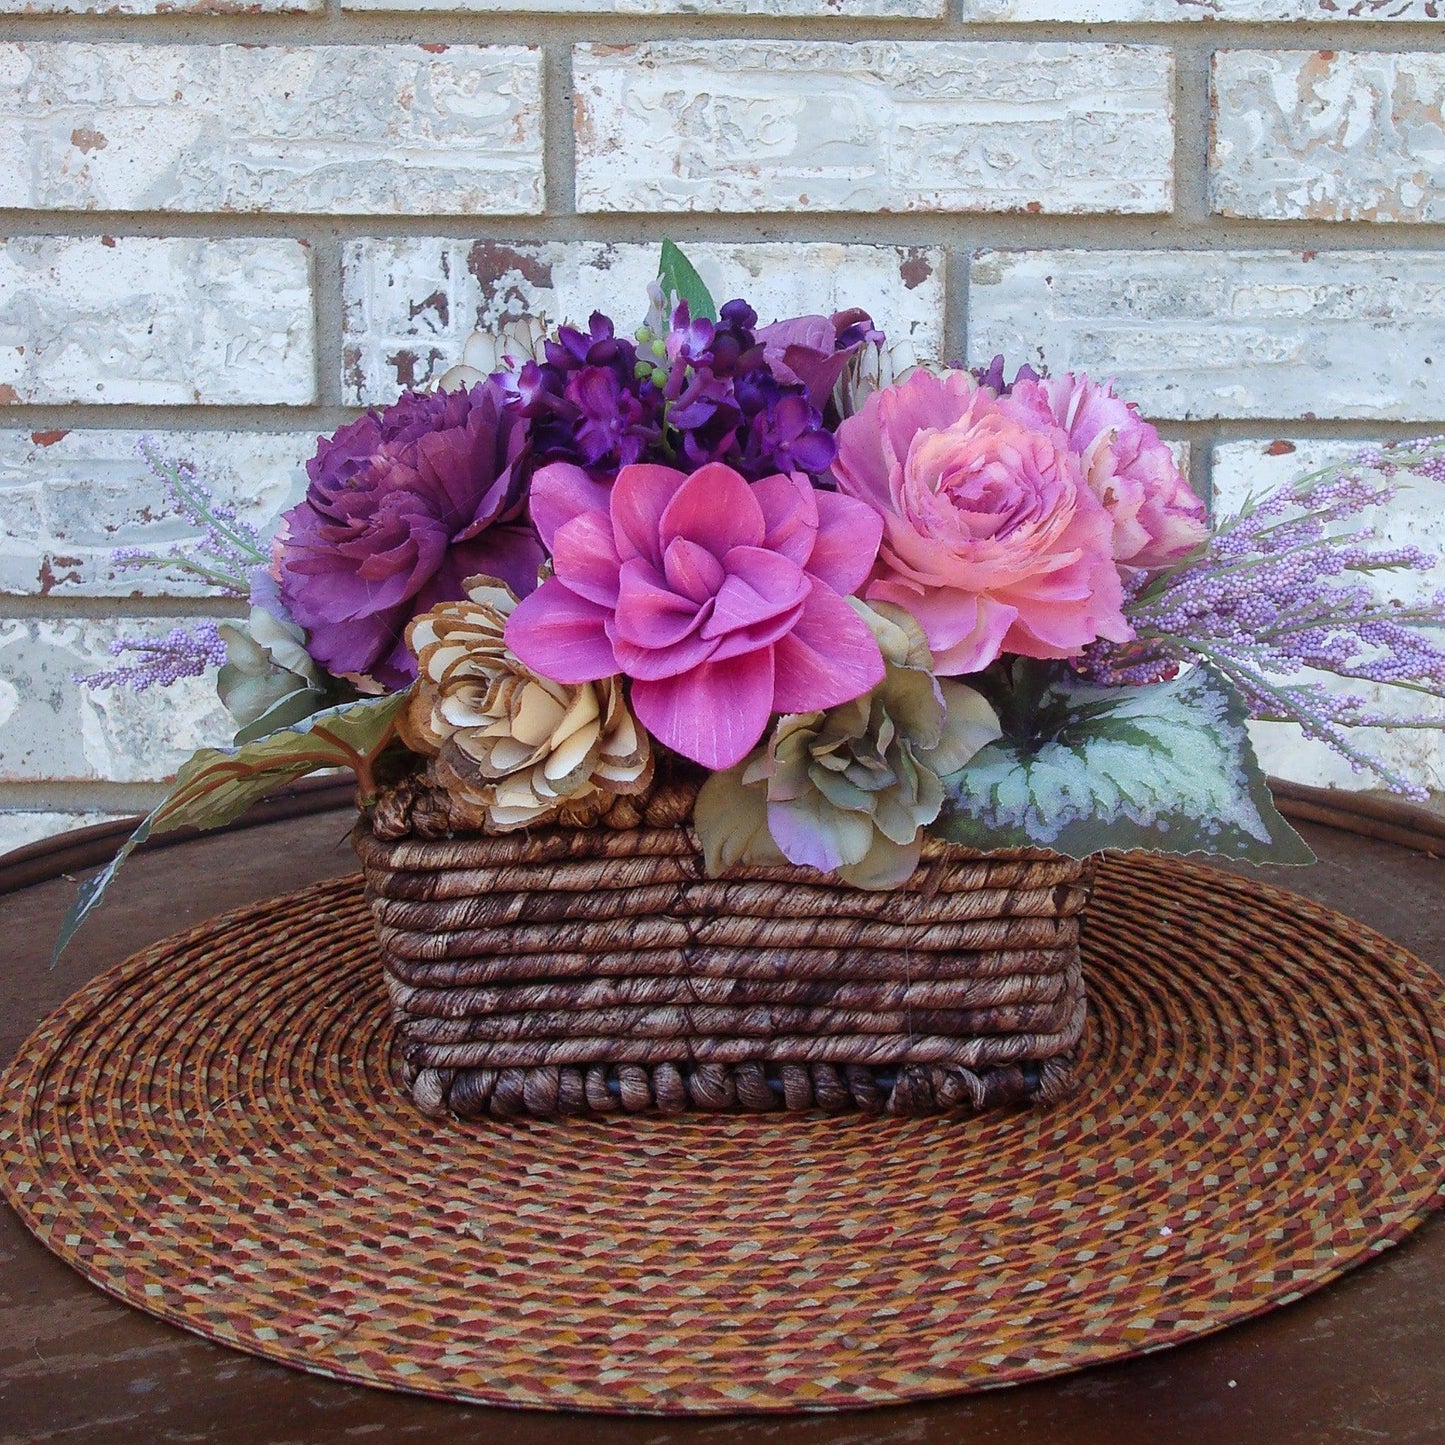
[354,776,1093,1119]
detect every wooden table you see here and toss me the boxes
[2,800,1442,1444]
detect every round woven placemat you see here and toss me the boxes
[3,856,1444,1415]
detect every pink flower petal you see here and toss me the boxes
[806,491,884,596]
[925,593,1018,675]
[662,536,726,604]
[658,462,765,557]
[770,586,886,713]
[613,558,711,655]
[703,547,810,641]
[504,577,618,683]
[751,472,818,567]
[610,624,719,681]
[550,508,623,607]
[610,464,690,568]
[529,462,613,553]
[876,370,978,484]
[631,649,777,770]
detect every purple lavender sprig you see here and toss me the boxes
[78,622,228,692]
[1081,436,1445,799]
[111,440,269,598]
[80,441,273,697]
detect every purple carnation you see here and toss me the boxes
[278,380,545,689]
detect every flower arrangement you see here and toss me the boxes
[60,242,1445,956]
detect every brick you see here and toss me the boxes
[0,430,311,600]
[573,42,1174,216]
[0,809,134,858]
[967,250,1445,422]
[347,0,940,10]
[1,0,312,11]
[0,617,232,783]
[0,44,544,216]
[0,238,316,406]
[1211,51,1445,224]
[959,0,1437,18]
[342,238,946,405]
[1211,438,1445,795]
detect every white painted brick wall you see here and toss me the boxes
[0,7,1441,851]
[346,0,943,11]
[0,430,310,598]
[574,42,1175,215]
[968,250,1445,422]
[0,0,314,12]
[1211,51,1445,224]
[0,616,232,783]
[0,44,546,216]
[342,239,946,405]
[0,237,316,406]
[960,0,1437,17]
[1211,438,1445,795]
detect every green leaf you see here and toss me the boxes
[935,663,1313,864]
[52,691,409,964]
[657,240,717,324]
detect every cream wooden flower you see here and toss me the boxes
[435,317,549,392]
[399,576,652,831]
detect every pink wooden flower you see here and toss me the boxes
[831,368,1131,675]
[505,460,886,769]
[1003,374,1208,568]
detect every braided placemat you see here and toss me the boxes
[3,855,1444,1415]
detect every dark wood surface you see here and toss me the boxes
[1,807,1443,1444]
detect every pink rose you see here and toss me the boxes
[1004,374,1207,568]
[505,460,886,770]
[830,369,1131,675]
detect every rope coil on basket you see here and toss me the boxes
[354,770,1093,1119]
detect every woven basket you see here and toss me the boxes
[354,771,1093,1120]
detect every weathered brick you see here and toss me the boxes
[342,238,946,405]
[959,0,1437,17]
[0,238,316,406]
[0,0,313,11]
[1211,51,1445,224]
[0,430,311,600]
[1211,438,1445,794]
[0,44,544,216]
[573,42,1174,216]
[968,250,1445,422]
[0,617,232,783]
[0,809,134,858]
[347,0,940,10]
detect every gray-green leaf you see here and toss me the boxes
[935,662,1312,864]
[53,691,409,964]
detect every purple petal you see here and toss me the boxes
[445,523,546,602]
[770,586,886,713]
[631,650,776,770]
[529,462,613,553]
[504,577,618,683]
